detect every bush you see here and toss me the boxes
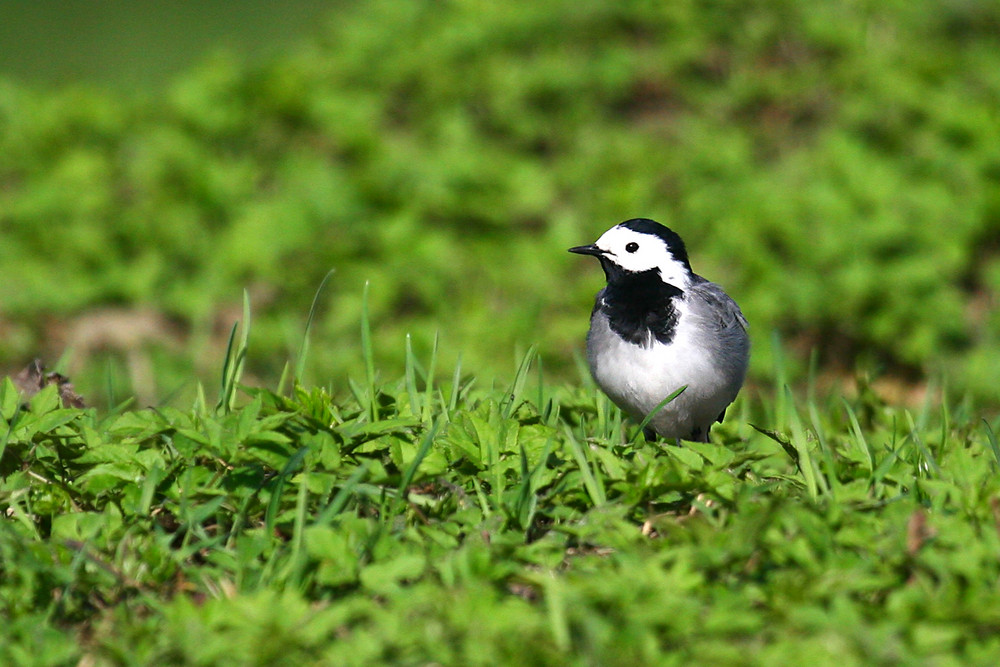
[0,0,998,402]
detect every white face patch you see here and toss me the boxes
[594,225,691,289]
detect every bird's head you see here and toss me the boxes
[569,218,693,289]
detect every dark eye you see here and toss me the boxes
[625,242,639,253]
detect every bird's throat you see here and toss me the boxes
[601,269,682,346]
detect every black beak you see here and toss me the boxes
[568,244,604,257]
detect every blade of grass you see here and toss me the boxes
[751,423,799,468]
[870,414,902,495]
[314,465,369,526]
[502,346,536,420]
[216,289,251,414]
[421,332,439,424]
[447,353,464,417]
[105,358,118,410]
[629,385,687,445]
[474,478,492,518]
[360,281,377,422]
[571,349,593,388]
[285,461,312,588]
[809,400,840,499]
[595,390,609,439]
[771,331,788,429]
[841,398,874,473]
[347,378,368,413]
[388,418,441,520]
[536,355,545,417]
[939,398,950,464]
[906,410,941,477]
[982,419,1000,469]
[264,446,310,536]
[542,398,561,428]
[786,386,823,500]
[137,463,165,516]
[405,334,420,417]
[806,347,819,407]
[543,575,570,651]
[592,390,625,442]
[564,426,606,506]
[193,382,208,417]
[295,268,335,385]
[276,361,292,397]
[484,421,504,503]
[914,377,937,432]
[511,443,536,530]
[511,438,553,530]
[236,289,251,392]
[0,400,23,465]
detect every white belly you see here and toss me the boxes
[587,308,736,439]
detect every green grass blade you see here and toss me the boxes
[543,575,571,651]
[264,446,309,536]
[565,426,606,506]
[982,419,1000,469]
[216,289,251,414]
[295,268,335,385]
[276,361,292,397]
[571,350,593,388]
[105,358,118,410]
[785,386,822,499]
[286,462,311,588]
[473,478,492,518]
[0,383,23,464]
[841,398,874,473]
[215,322,239,411]
[511,437,553,531]
[594,390,611,440]
[314,466,369,526]
[421,332,439,424]
[939,399,950,463]
[360,281,377,422]
[193,381,208,416]
[389,418,441,520]
[447,354,463,416]
[511,443,535,529]
[405,334,420,418]
[771,331,788,428]
[751,424,798,467]
[809,400,840,499]
[502,346,536,420]
[536,355,545,416]
[906,410,941,477]
[629,385,687,445]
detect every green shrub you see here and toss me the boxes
[0,0,998,402]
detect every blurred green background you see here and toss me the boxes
[1,0,998,407]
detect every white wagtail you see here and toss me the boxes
[569,218,749,442]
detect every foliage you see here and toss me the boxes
[2,334,1000,664]
[3,3,1000,663]
[1,0,1000,402]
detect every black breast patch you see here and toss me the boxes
[599,269,682,346]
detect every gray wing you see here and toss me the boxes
[687,276,749,335]
[687,277,750,424]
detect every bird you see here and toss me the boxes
[569,218,749,442]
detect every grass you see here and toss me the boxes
[2,4,998,662]
[2,313,999,666]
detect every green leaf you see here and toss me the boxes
[359,553,427,595]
